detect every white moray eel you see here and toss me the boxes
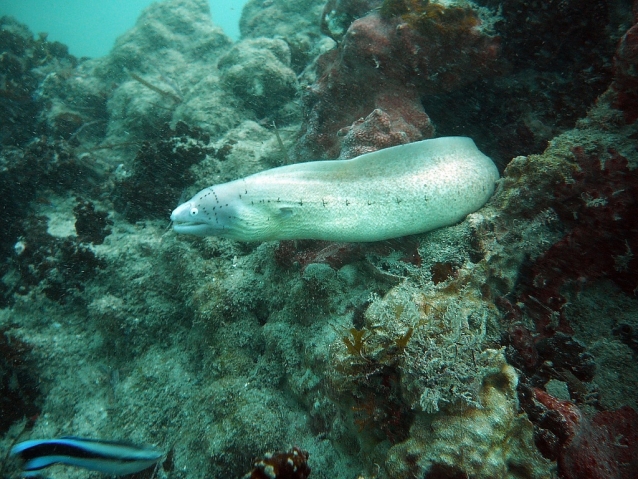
[171,137,499,242]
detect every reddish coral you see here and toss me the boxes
[531,388,583,440]
[523,388,638,479]
[507,324,539,370]
[521,147,638,335]
[295,7,500,159]
[244,447,311,479]
[337,106,428,159]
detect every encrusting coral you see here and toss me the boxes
[386,351,553,478]
[356,280,500,415]
[324,249,529,471]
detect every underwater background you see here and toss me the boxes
[0,0,247,57]
[0,0,637,478]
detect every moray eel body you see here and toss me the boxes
[171,137,499,242]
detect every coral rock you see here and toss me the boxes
[244,447,311,479]
[240,0,330,72]
[113,122,212,222]
[295,5,500,159]
[0,16,77,147]
[506,323,540,370]
[337,106,431,159]
[524,387,638,479]
[0,328,41,434]
[613,21,638,123]
[386,353,553,478]
[522,147,638,334]
[74,199,112,245]
[321,0,382,42]
[219,38,299,118]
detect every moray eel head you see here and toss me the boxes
[171,183,252,238]
[171,199,218,236]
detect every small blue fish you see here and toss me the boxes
[10,436,163,477]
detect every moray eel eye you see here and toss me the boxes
[190,207,198,216]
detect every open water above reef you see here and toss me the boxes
[0,1,637,478]
[0,0,247,57]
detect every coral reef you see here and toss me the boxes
[0,137,105,305]
[240,0,331,72]
[0,328,41,434]
[113,122,213,222]
[523,147,638,326]
[9,215,106,303]
[491,133,638,404]
[0,16,77,146]
[424,0,632,165]
[244,447,311,479]
[321,0,382,42]
[189,119,296,187]
[476,19,638,476]
[218,38,299,119]
[491,58,636,309]
[386,352,553,478]
[505,327,597,397]
[54,0,237,150]
[275,241,366,272]
[521,386,638,479]
[362,281,500,415]
[74,199,112,245]
[2,1,638,479]
[274,238,421,273]
[613,323,638,354]
[336,107,431,160]
[319,222,518,474]
[612,21,638,122]
[102,0,229,77]
[294,1,500,159]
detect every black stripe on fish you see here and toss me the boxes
[11,437,163,476]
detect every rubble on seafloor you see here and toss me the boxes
[0,0,637,478]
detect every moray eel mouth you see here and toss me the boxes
[171,221,212,235]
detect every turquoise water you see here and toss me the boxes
[0,0,246,57]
